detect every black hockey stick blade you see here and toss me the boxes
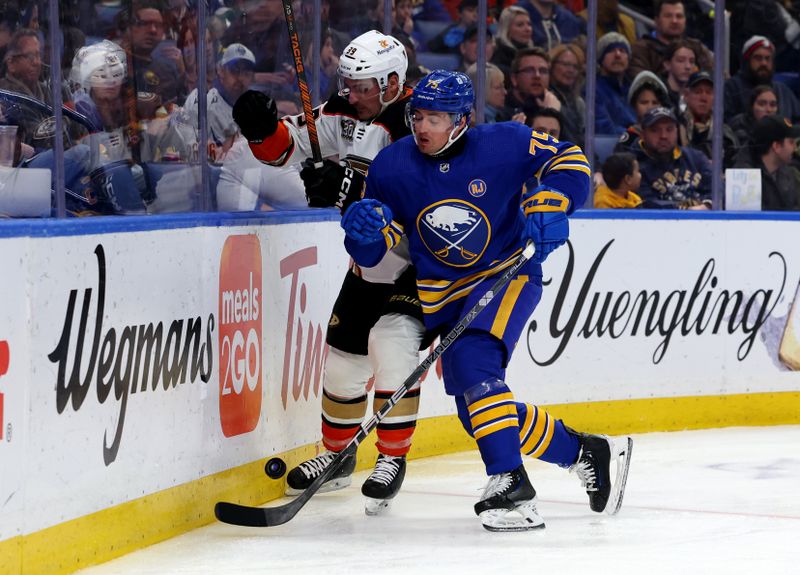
[215,450,357,527]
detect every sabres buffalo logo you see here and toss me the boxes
[417,200,490,267]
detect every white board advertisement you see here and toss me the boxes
[0,239,30,543]
[3,214,800,539]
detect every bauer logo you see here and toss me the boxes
[0,340,8,441]
[219,235,263,437]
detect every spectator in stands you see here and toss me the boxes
[615,70,670,153]
[530,107,563,139]
[458,25,494,72]
[661,40,698,114]
[579,0,636,46]
[184,43,257,163]
[634,106,712,209]
[117,0,187,112]
[727,85,779,152]
[515,0,586,52]
[221,0,294,91]
[491,6,534,75]
[466,62,525,123]
[595,32,636,136]
[594,152,643,208]
[732,115,800,211]
[723,35,800,122]
[0,29,45,101]
[728,0,800,74]
[680,71,739,169]
[549,43,585,147]
[629,0,713,79]
[428,0,479,54]
[0,28,80,151]
[550,43,586,146]
[506,47,561,124]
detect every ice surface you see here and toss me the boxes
[78,426,800,575]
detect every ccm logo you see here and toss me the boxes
[0,340,8,441]
[219,235,263,437]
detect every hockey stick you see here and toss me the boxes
[215,241,536,527]
[280,0,324,166]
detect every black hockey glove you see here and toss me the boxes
[300,158,364,213]
[232,90,279,143]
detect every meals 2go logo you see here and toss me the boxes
[219,235,263,437]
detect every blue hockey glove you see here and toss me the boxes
[521,185,570,264]
[341,199,393,244]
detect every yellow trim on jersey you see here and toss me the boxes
[468,391,515,415]
[522,190,569,214]
[529,414,556,458]
[535,147,590,181]
[490,276,528,340]
[518,404,535,444]
[521,407,547,454]
[417,249,523,314]
[470,403,518,428]
[473,417,518,440]
[382,220,404,250]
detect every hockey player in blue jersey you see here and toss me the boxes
[341,70,632,531]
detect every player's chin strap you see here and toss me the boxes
[428,115,470,157]
[378,84,404,114]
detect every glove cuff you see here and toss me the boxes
[522,189,570,215]
[248,122,293,165]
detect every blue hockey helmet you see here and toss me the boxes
[407,70,474,154]
[410,69,474,116]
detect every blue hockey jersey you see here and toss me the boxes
[347,122,590,328]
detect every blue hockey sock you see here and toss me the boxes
[516,402,580,467]
[462,380,523,475]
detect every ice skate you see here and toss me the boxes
[474,464,545,532]
[285,451,356,496]
[362,454,407,515]
[569,433,633,514]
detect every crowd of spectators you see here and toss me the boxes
[0,0,798,216]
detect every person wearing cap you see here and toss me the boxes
[629,0,713,79]
[615,71,670,154]
[515,0,586,52]
[723,35,800,122]
[428,0,479,54]
[595,32,636,136]
[457,25,495,72]
[733,115,800,211]
[184,43,257,162]
[634,106,712,209]
[680,71,739,169]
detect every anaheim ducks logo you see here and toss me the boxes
[417,200,490,267]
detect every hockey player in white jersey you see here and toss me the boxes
[232,30,426,514]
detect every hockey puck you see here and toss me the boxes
[265,457,287,479]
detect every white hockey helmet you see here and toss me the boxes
[337,30,408,95]
[70,40,127,91]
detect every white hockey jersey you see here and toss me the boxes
[251,88,414,283]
